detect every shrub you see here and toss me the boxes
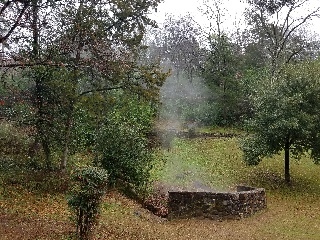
[98,97,155,196]
[67,166,108,240]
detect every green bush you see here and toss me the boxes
[70,106,97,153]
[98,97,155,195]
[68,166,108,240]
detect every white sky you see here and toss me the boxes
[151,0,248,33]
[150,0,320,37]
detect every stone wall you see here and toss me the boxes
[167,186,267,220]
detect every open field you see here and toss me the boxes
[1,136,320,239]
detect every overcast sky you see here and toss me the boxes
[150,0,320,36]
[151,0,247,32]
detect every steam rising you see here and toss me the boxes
[157,67,220,192]
[159,68,210,132]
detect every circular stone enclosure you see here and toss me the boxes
[167,186,267,220]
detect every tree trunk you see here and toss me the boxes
[32,0,53,170]
[60,107,73,171]
[60,1,84,171]
[42,138,51,170]
[32,0,39,58]
[60,136,69,172]
[284,137,290,184]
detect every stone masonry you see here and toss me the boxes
[167,186,267,220]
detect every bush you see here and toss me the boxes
[70,106,97,153]
[68,166,108,240]
[98,97,155,196]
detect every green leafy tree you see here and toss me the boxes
[199,30,249,126]
[28,66,75,169]
[40,0,165,170]
[199,0,248,126]
[241,60,320,183]
[1,0,166,170]
[97,95,155,195]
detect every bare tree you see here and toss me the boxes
[0,0,31,44]
[246,0,320,76]
[148,14,204,80]
[200,0,225,37]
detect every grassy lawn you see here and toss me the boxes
[1,134,320,239]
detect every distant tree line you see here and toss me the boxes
[145,0,320,183]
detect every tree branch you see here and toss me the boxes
[0,1,12,16]
[279,6,320,60]
[258,10,275,46]
[0,1,30,44]
[279,4,295,42]
[286,47,304,63]
[0,60,71,68]
[78,86,123,97]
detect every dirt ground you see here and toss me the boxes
[0,213,72,240]
[1,189,319,240]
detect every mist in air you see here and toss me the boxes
[156,65,224,192]
[158,67,211,132]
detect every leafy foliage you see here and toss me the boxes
[202,34,247,126]
[1,0,166,171]
[241,60,320,180]
[247,0,296,14]
[68,166,108,240]
[97,96,155,194]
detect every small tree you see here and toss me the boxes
[68,166,108,240]
[97,96,155,195]
[241,60,320,183]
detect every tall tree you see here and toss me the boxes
[148,14,204,79]
[0,0,166,170]
[246,0,320,76]
[200,0,246,125]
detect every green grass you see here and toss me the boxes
[145,135,320,239]
[153,136,320,195]
[152,138,243,191]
